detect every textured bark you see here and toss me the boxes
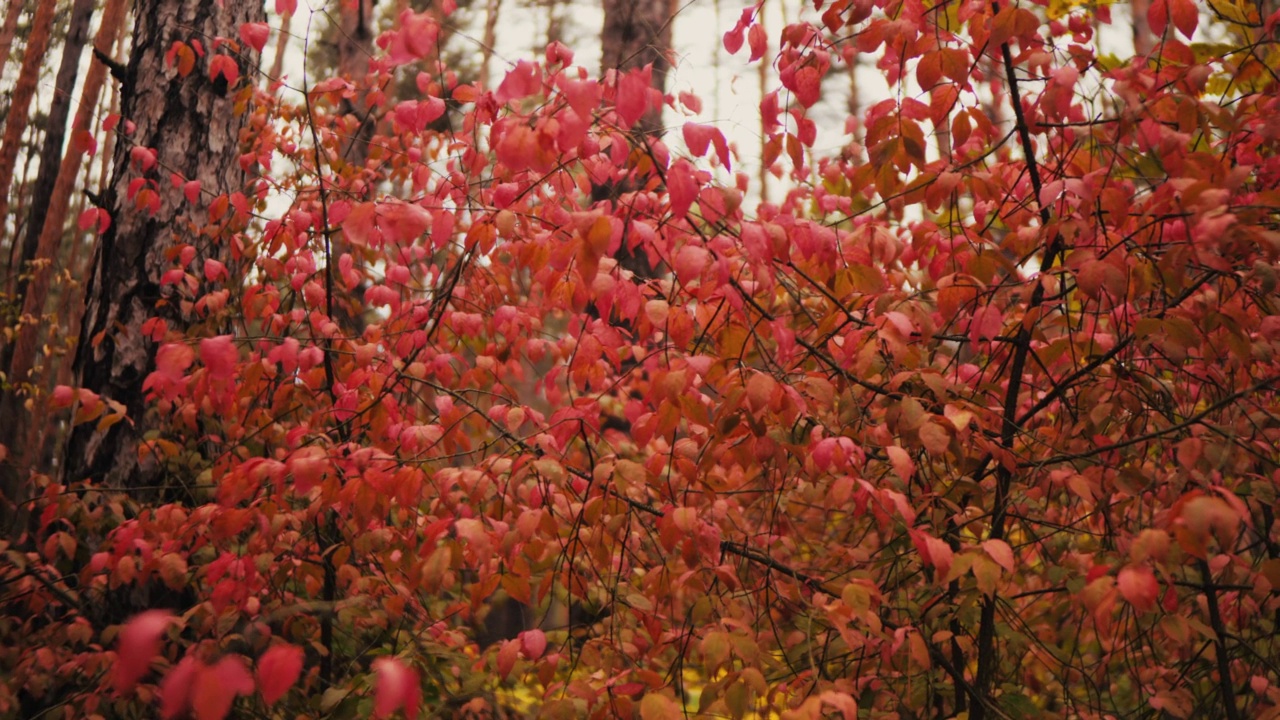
[0,0,26,89]
[0,0,56,247]
[62,0,264,490]
[600,0,675,136]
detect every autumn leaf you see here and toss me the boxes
[113,611,173,694]
[238,22,270,53]
[1117,565,1159,612]
[372,657,421,720]
[199,336,238,380]
[256,644,305,706]
[519,629,547,660]
[495,60,540,105]
[640,693,682,720]
[192,656,254,720]
[615,65,652,128]
[208,55,239,85]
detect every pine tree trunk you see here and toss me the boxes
[600,0,674,136]
[62,0,264,490]
[0,0,26,85]
[0,0,56,247]
[9,0,96,303]
[480,0,501,88]
[598,0,675,280]
[0,0,129,539]
[336,0,374,167]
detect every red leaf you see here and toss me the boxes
[559,77,601,118]
[184,180,202,204]
[209,55,239,85]
[159,656,198,719]
[520,629,547,660]
[747,23,767,61]
[256,645,304,705]
[668,159,699,218]
[495,60,540,104]
[373,657,422,720]
[678,91,702,114]
[385,10,439,64]
[200,336,238,380]
[792,66,822,108]
[113,610,172,694]
[682,123,731,170]
[203,259,228,282]
[723,26,745,54]
[155,343,195,380]
[342,202,377,246]
[130,146,157,172]
[379,201,432,244]
[275,0,295,14]
[1147,0,1168,37]
[616,66,652,129]
[496,639,520,681]
[51,385,76,409]
[78,208,111,233]
[1169,0,1197,38]
[1117,565,1159,612]
[238,22,270,53]
[673,244,709,285]
[190,656,253,720]
[968,305,1003,344]
[909,529,953,579]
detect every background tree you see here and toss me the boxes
[63,0,265,491]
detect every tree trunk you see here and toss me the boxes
[598,0,675,281]
[0,0,26,85]
[1131,0,1154,55]
[600,0,675,136]
[62,0,264,490]
[9,0,96,304]
[0,0,129,539]
[0,0,56,247]
[336,0,374,167]
[269,9,293,81]
[480,0,501,88]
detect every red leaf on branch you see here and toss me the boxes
[1117,565,1159,612]
[668,159,699,218]
[113,610,172,694]
[199,336,238,380]
[192,656,254,720]
[238,22,269,53]
[520,629,547,660]
[495,60,540,105]
[256,644,305,705]
[159,656,198,719]
[616,66,652,129]
[209,55,239,85]
[373,657,421,720]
